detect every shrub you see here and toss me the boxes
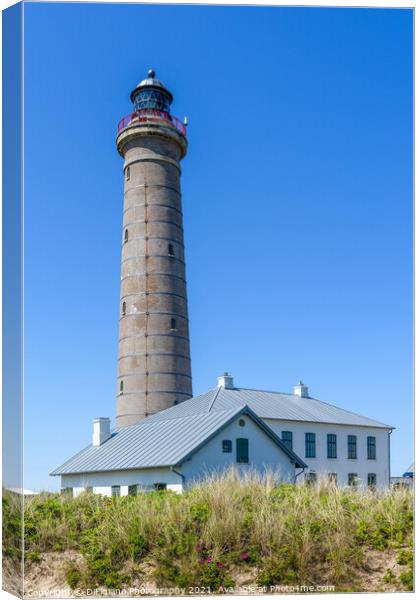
[399,567,413,591]
[383,569,397,584]
[198,560,234,592]
[5,473,413,593]
[256,547,299,586]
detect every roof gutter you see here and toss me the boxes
[170,466,185,488]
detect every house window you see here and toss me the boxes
[170,318,177,331]
[122,301,126,316]
[154,483,167,491]
[124,229,128,243]
[61,487,73,496]
[367,473,377,488]
[236,438,249,464]
[305,472,317,485]
[305,433,316,458]
[348,435,357,459]
[281,431,293,451]
[238,419,246,427]
[327,434,337,459]
[328,473,338,485]
[222,440,232,453]
[348,473,358,487]
[168,243,175,256]
[128,485,138,496]
[111,485,121,497]
[367,436,376,460]
[120,380,124,393]
[85,487,93,494]
[126,166,130,180]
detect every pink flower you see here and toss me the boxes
[207,556,213,563]
[216,561,223,569]
[199,558,205,565]
[240,551,250,561]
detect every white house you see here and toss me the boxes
[51,373,392,495]
[51,401,306,497]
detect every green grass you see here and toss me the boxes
[2,471,414,593]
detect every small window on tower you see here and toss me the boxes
[126,166,130,180]
[124,229,128,243]
[170,318,177,331]
[122,301,126,316]
[120,380,124,394]
[168,243,175,256]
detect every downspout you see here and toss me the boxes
[388,429,392,488]
[170,466,185,491]
[294,465,306,484]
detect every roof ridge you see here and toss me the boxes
[207,386,222,412]
[236,386,296,396]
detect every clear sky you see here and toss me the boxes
[22,3,413,490]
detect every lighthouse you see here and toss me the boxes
[115,70,192,428]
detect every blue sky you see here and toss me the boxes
[23,3,413,490]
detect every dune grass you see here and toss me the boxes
[2,470,414,593]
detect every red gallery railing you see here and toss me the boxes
[117,109,186,137]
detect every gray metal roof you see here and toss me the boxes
[51,404,306,476]
[147,386,393,429]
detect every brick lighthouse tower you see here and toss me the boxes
[115,70,192,428]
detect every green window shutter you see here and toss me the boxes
[236,438,249,463]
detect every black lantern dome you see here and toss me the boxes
[130,69,173,114]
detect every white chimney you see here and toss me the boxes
[294,381,309,398]
[92,417,111,446]
[217,372,235,389]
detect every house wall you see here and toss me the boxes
[61,468,183,497]
[264,419,390,488]
[181,413,297,485]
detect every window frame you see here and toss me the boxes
[111,485,121,497]
[154,483,167,491]
[305,472,317,485]
[367,473,377,488]
[327,433,337,459]
[128,484,138,496]
[222,440,232,453]
[348,473,358,487]
[328,473,338,485]
[305,432,316,458]
[281,431,293,451]
[347,435,357,459]
[367,436,376,460]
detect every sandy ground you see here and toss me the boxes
[6,548,410,598]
